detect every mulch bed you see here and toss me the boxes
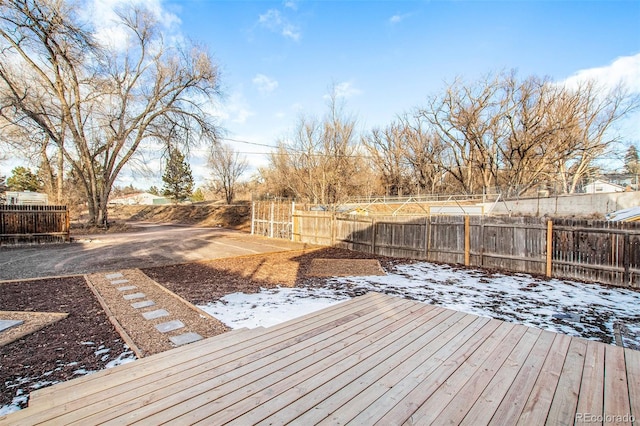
[142,247,402,305]
[0,276,131,409]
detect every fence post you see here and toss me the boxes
[371,217,377,255]
[65,208,70,242]
[290,202,295,241]
[624,232,630,284]
[251,202,256,235]
[269,202,275,238]
[423,217,429,260]
[464,215,470,266]
[546,220,553,277]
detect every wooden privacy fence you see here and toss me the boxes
[289,211,640,289]
[0,205,70,245]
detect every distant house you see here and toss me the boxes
[108,192,170,206]
[5,191,49,205]
[583,179,626,194]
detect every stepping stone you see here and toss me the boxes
[131,300,155,309]
[110,279,129,285]
[170,332,203,346]
[155,320,185,333]
[123,292,145,300]
[0,319,24,332]
[117,286,137,291]
[105,273,123,279]
[142,309,170,320]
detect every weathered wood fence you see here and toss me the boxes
[0,205,70,245]
[251,202,640,288]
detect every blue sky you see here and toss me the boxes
[161,0,640,186]
[4,0,640,189]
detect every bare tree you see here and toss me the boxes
[363,124,410,196]
[0,0,221,226]
[419,74,506,194]
[553,80,638,193]
[263,88,365,204]
[208,143,247,204]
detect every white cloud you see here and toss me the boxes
[283,0,298,10]
[258,9,301,41]
[325,81,362,100]
[252,74,279,94]
[560,53,640,143]
[561,53,640,93]
[389,12,413,25]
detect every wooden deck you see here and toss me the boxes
[2,292,638,425]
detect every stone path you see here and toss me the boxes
[85,270,228,357]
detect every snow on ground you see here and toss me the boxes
[199,261,640,350]
[0,347,135,416]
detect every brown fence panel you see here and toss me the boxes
[373,216,427,259]
[293,211,332,245]
[0,205,69,245]
[471,216,547,275]
[426,215,465,265]
[333,215,374,253]
[551,219,640,288]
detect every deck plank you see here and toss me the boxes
[457,327,543,425]
[603,344,632,426]
[237,307,459,425]
[160,303,446,424]
[427,322,529,425]
[516,333,572,425]
[352,317,498,425]
[544,338,588,425]
[575,340,605,426]
[251,308,467,426]
[397,321,516,426]
[487,330,557,425]
[624,348,640,423]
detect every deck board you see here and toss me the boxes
[1,293,637,426]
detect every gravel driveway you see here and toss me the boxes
[0,223,310,281]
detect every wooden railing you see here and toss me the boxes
[0,205,70,245]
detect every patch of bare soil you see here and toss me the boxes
[142,247,401,305]
[110,203,251,230]
[0,276,132,409]
[306,259,387,277]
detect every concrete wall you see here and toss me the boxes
[482,191,640,218]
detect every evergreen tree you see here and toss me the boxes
[162,148,194,202]
[625,145,639,175]
[7,166,42,192]
[148,186,160,196]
